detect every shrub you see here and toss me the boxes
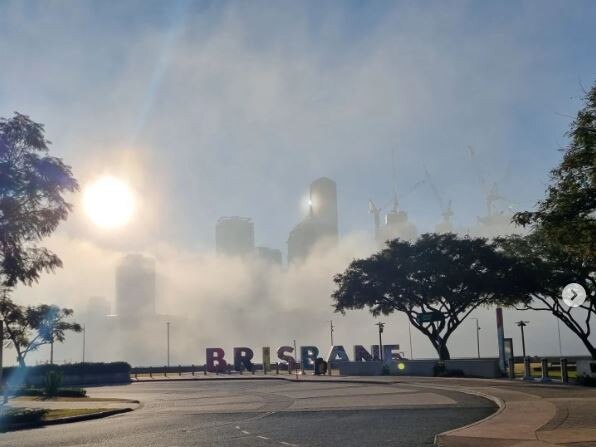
[0,408,47,429]
[577,375,596,387]
[56,388,86,397]
[433,362,446,376]
[44,371,63,397]
[13,386,86,398]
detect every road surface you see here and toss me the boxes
[1,379,495,447]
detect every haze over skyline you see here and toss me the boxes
[1,1,595,365]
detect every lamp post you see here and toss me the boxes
[516,321,529,358]
[375,322,385,362]
[329,320,334,346]
[471,318,481,359]
[82,324,86,364]
[166,321,170,368]
[408,321,414,359]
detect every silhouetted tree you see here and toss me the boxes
[332,233,533,360]
[496,234,595,359]
[0,292,81,367]
[0,113,78,366]
[503,83,596,359]
[0,112,78,288]
[513,84,595,264]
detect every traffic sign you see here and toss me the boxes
[416,311,444,324]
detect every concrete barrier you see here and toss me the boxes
[576,359,596,378]
[445,359,501,378]
[338,361,383,376]
[390,360,436,376]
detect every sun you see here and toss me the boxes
[83,176,135,229]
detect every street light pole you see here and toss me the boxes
[408,321,414,359]
[516,321,529,358]
[330,320,334,346]
[166,321,170,368]
[375,322,385,362]
[556,319,563,357]
[82,324,86,364]
[471,318,481,359]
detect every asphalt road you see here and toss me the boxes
[1,379,495,447]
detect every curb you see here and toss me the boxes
[1,406,136,432]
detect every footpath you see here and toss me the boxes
[133,373,596,446]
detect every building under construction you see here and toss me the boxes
[287,177,338,263]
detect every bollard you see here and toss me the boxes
[523,357,534,381]
[203,364,207,376]
[288,362,292,375]
[179,364,182,376]
[560,358,569,383]
[192,364,195,376]
[540,358,552,383]
[164,366,168,377]
[276,362,279,375]
[508,356,515,379]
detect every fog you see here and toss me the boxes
[1,1,595,366]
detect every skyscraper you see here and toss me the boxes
[215,217,255,256]
[288,177,338,263]
[115,254,156,317]
[256,246,283,265]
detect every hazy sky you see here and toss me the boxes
[1,1,595,365]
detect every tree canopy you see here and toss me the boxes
[332,233,533,360]
[504,83,596,359]
[513,84,595,263]
[0,292,81,367]
[0,112,78,287]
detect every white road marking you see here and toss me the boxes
[241,430,251,435]
[257,435,270,440]
[280,442,297,446]
[235,426,241,430]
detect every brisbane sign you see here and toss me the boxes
[205,344,401,372]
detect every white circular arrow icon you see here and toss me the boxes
[562,283,587,308]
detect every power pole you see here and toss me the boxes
[330,320,334,346]
[375,322,385,362]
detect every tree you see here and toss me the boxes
[496,233,595,359]
[0,112,78,288]
[506,84,595,358]
[513,84,595,263]
[332,233,532,360]
[0,113,79,366]
[0,292,81,367]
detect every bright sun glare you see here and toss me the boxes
[83,176,135,229]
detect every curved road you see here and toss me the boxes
[1,379,495,447]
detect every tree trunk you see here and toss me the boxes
[17,354,26,368]
[579,335,596,360]
[437,342,451,361]
[426,335,452,361]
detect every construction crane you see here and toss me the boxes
[467,145,510,217]
[424,167,454,233]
